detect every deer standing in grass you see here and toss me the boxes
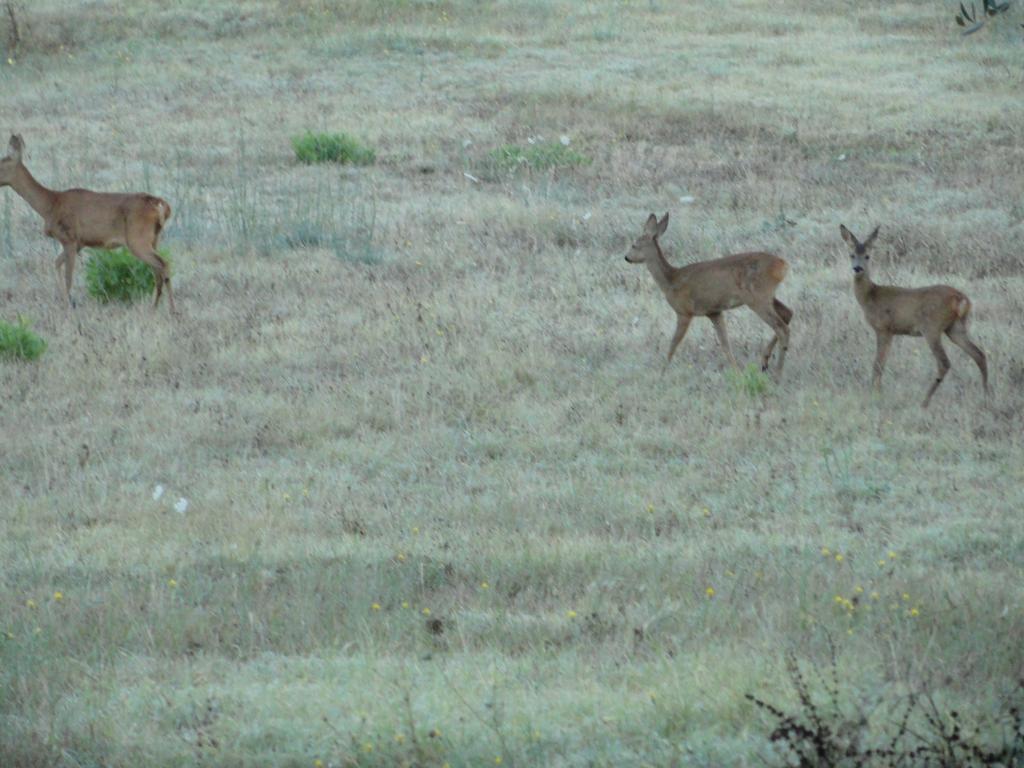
[624,213,792,376]
[840,224,988,408]
[0,134,176,313]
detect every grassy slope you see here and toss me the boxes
[1,1,1023,765]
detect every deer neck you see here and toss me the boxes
[645,240,677,295]
[853,270,875,307]
[10,164,57,221]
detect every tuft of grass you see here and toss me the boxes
[291,131,376,165]
[0,317,46,361]
[726,363,771,397]
[485,141,591,175]
[85,247,171,304]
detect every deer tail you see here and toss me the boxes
[769,257,789,284]
[156,199,172,227]
[954,294,971,320]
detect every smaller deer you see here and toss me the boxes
[0,134,175,313]
[840,224,988,408]
[624,212,792,375]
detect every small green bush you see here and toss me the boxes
[0,317,47,361]
[726,363,771,397]
[292,132,376,165]
[85,247,171,304]
[486,141,590,174]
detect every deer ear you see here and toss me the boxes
[643,213,658,234]
[839,224,857,247]
[863,225,880,248]
[6,134,22,162]
[656,212,669,236]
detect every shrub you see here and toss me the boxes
[0,317,46,361]
[85,247,171,304]
[748,653,1024,767]
[486,141,590,175]
[291,132,376,165]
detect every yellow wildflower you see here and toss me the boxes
[480,581,489,590]
[53,592,63,601]
[167,579,177,588]
[371,603,381,611]
[910,608,920,617]
[706,587,715,598]
[835,554,844,563]
[821,547,831,556]
[422,607,431,616]
[25,599,35,609]
[566,610,577,619]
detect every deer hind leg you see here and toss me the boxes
[872,331,893,391]
[945,320,989,397]
[750,302,789,376]
[922,334,951,409]
[707,312,739,371]
[773,298,794,326]
[663,313,692,374]
[128,243,176,314]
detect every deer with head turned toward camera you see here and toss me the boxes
[839,224,988,408]
[624,212,792,376]
[0,134,175,313]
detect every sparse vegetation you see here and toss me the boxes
[1,1,1022,765]
[292,131,376,166]
[485,140,590,175]
[84,247,170,303]
[0,316,45,360]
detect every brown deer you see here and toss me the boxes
[624,213,792,375]
[840,224,988,408]
[0,134,176,313]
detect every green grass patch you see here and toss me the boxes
[486,141,591,174]
[726,363,771,397]
[85,247,171,304]
[291,131,376,165]
[0,317,46,361]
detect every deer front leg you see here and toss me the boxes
[55,243,78,307]
[708,312,739,370]
[872,331,893,391]
[663,313,692,374]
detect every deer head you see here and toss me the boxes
[0,134,25,187]
[839,224,880,276]
[624,212,669,263]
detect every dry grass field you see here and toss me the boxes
[2,1,1023,765]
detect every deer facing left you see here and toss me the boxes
[0,134,176,313]
[624,212,793,376]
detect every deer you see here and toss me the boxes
[839,224,988,408]
[624,212,792,376]
[0,134,176,313]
